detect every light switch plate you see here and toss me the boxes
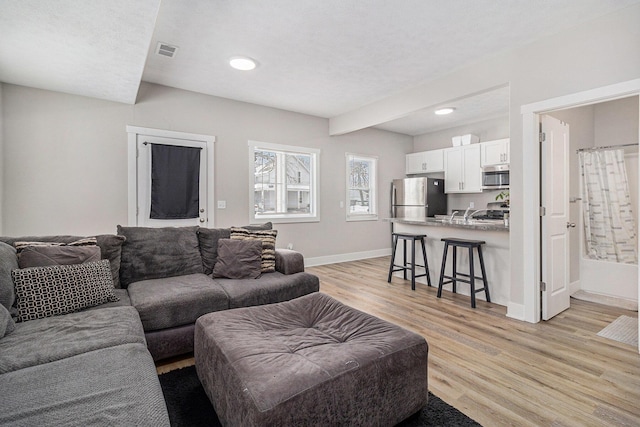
[217,200,226,209]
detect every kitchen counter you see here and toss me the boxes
[386,217,509,232]
[387,217,510,306]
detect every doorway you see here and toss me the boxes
[520,78,640,326]
[126,126,216,227]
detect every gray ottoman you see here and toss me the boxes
[194,292,428,426]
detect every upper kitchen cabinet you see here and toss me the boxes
[481,138,510,167]
[444,145,482,193]
[406,149,445,175]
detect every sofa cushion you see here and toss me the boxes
[0,343,170,427]
[17,245,101,268]
[0,234,126,288]
[214,271,319,309]
[117,226,203,288]
[12,260,119,322]
[0,306,145,374]
[0,242,18,316]
[0,304,15,338]
[212,239,263,279]
[230,227,277,273]
[128,273,229,331]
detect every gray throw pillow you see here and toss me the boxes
[212,239,263,279]
[17,245,101,269]
[0,304,15,337]
[230,227,277,273]
[198,223,272,275]
[0,235,126,289]
[117,226,203,288]
[12,259,119,322]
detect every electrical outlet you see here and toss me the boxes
[469,202,475,208]
[217,200,226,209]
[287,243,293,250]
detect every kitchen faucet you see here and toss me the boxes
[463,206,473,222]
[449,210,459,222]
[467,209,488,220]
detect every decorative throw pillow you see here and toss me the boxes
[230,227,277,273]
[0,235,126,289]
[13,237,98,253]
[0,304,15,337]
[197,223,273,275]
[212,239,263,279]
[11,259,119,322]
[17,245,101,269]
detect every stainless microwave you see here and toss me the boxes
[482,165,509,190]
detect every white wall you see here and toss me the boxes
[1,82,412,260]
[330,4,640,311]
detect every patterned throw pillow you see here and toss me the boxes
[11,260,119,322]
[230,228,277,273]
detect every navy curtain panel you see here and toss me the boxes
[150,143,201,219]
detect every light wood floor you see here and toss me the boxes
[157,256,640,426]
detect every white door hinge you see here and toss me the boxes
[540,281,547,292]
[539,132,546,143]
[539,206,546,216]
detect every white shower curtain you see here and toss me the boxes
[579,148,637,264]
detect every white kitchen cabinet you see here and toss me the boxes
[444,145,482,193]
[480,138,510,167]
[405,149,444,174]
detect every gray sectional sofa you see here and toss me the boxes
[0,223,320,426]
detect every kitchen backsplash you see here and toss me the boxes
[448,190,505,213]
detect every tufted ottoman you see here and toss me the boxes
[194,292,428,426]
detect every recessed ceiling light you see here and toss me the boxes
[229,56,257,71]
[435,107,455,115]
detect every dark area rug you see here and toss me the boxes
[159,365,481,427]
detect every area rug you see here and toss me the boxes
[597,315,639,347]
[159,365,481,427]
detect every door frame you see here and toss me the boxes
[520,78,640,324]
[126,126,216,227]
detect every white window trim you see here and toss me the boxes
[248,140,320,224]
[346,152,378,222]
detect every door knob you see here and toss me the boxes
[566,222,576,228]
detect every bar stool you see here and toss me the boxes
[387,233,431,290]
[437,238,491,308]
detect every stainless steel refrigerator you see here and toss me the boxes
[390,177,447,219]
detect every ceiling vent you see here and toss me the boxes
[156,42,178,58]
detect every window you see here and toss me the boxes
[249,141,320,223]
[346,153,377,221]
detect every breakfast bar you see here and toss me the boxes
[387,217,510,306]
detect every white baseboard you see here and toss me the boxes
[506,302,525,321]
[569,280,581,295]
[305,248,391,267]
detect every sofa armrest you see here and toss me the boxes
[275,249,305,275]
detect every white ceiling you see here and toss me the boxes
[1,0,638,134]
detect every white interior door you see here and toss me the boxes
[127,125,216,229]
[541,115,571,320]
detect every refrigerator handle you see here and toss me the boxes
[390,183,396,217]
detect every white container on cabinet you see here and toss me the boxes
[460,134,479,145]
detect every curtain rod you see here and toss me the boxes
[576,142,638,153]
